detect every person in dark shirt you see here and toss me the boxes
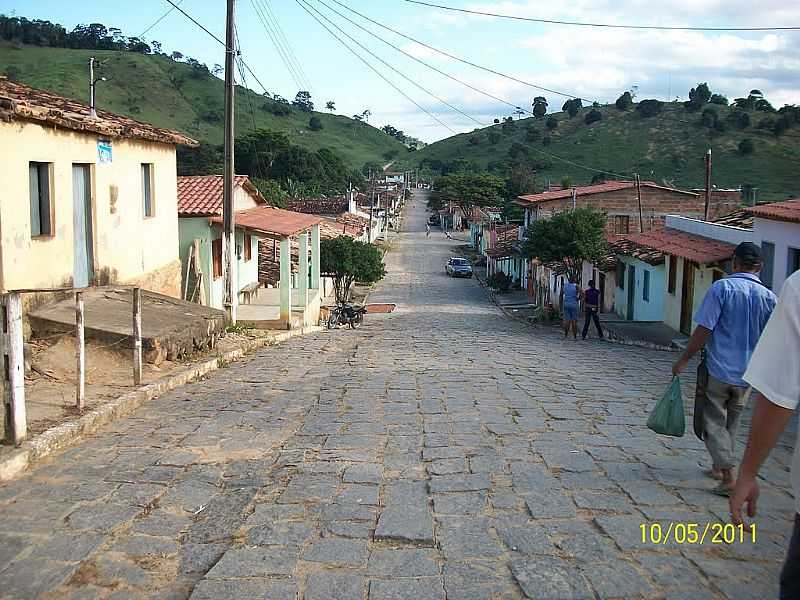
[582,280,604,340]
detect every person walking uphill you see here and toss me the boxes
[560,275,581,339]
[582,279,604,339]
[672,242,777,495]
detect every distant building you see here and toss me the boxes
[0,78,197,299]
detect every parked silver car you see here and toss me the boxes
[446,257,473,278]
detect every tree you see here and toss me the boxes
[521,208,607,283]
[560,176,572,190]
[362,109,371,123]
[685,82,712,111]
[434,172,505,218]
[320,237,385,305]
[292,90,314,112]
[727,110,750,129]
[546,116,558,130]
[562,98,582,118]
[309,116,323,131]
[532,96,548,118]
[502,117,516,133]
[700,108,718,128]
[525,127,541,143]
[738,139,755,155]
[252,178,287,208]
[468,135,481,146]
[615,91,633,111]
[584,109,602,125]
[493,118,500,124]
[710,93,729,106]
[211,64,223,77]
[488,130,501,144]
[326,100,336,112]
[637,99,664,117]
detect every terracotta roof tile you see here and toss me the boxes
[514,181,697,206]
[177,175,264,216]
[623,228,736,264]
[609,238,666,266]
[0,78,197,146]
[713,209,754,228]
[287,196,348,215]
[211,206,321,237]
[747,198,800,224]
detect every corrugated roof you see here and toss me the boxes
[747,198,800,224]
[177,175,265,216]
[623,228,735,264]
[514,181,697,206]
[0,78,197,146]
[211,206,321,237]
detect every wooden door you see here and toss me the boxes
[72,164,94,287]
[626,265,635,320]
[599,272,606,312]
[680,261,696,335]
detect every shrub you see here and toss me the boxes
[584,109,602,125]
[637,99,664,118]
[487,271,512,292]
[263,101,292,116]
[615,91,633,111]
[700,108,717,128]
[468,135,481,146]
[542,135,552,146]
[488,130,502,144]
[546,116,558,130]
[525,128,541,143]
[308,116,323,131]
[738,139,755,155]
[710,94,729,106]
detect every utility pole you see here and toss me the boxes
[635,173,644,233]
[88,57,106,118]
[222,0,237,323]
[368,170,374,242]
[704,148,712,221]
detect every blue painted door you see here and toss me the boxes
[72,164,94,288]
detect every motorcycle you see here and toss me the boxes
[327,303,367,329]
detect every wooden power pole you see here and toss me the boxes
[704,148,712,221]
[635,173,644,233]
[223,0,237,323]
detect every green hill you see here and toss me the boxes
[413,103,800,200]
[0,44,406,169]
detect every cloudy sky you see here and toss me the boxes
[4,0,800,142]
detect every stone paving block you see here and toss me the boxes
[132,510,192,537]
[189,579,297,600]
[185,488,257,543]
[305,571,365,600]
[245,503,305,525]
[0,533,30,569]
[279,474,339,503]
[429,474,490,493]
[65,503,142,532]
[336,484,381,506]
[375,507,434,544]
[205,547,297,578]
[524,491,577,519]
[303,538,369,567]
[383,480,428,505]
[324,520,373,539]
[635,552,707,590]
[0,558,78,598]
[572,491,635,512]
[178,543,228,575]
[110,534,179,557]
[93,555,153,587]
[511,463,560,491]
[344,464,383,484]
[509,557,593,600]
[581,560,655,599]
[495,520,557,555]
[319,503,378,522]
[426,459,465,476]
[369,577,445,600]
[432,491,487,515]
[367,548,439,577]
[438,518,503,560]
[246,521,315,546]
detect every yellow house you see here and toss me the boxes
[0,78,197,299]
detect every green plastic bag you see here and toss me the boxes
[647,377,686,437]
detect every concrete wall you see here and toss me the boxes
[666,215,754,245]
[663,255,719,333]
[0,120,180,295]
[754,218,800,293]
[614,256,665,322]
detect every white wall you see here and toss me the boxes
[754,218,800,294]
[666,215,754,245]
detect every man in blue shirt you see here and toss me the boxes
[673,242,777,495]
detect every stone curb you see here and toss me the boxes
[0,326,322,482]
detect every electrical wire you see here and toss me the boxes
[304,0,484,127]
[162,0,228,48]
[140,0,186,38]
[260,0,314,91]
[401,0,800,31]
[324,0,593,103]
[250,0,305,90]
[294,0,458,134]
[310,0,530,116]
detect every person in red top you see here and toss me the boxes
[582,279,604,340]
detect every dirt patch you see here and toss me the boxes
[365,304,396,314]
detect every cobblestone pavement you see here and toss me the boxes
[0,191,794,600]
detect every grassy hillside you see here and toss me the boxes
[413,103,800,200]
[0,44,406,168]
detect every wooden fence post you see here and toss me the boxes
[133,288,142,386]
[75,291,85,411]
[1,293,26,445]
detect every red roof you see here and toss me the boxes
[514,181,696,206]
[747,198,800,224]
[623,228,736,264]
[210,206,321,237]
[177,175,265,216]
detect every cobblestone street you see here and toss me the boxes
[0,191,794,600]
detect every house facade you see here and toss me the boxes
[0,79,196,299]
[747,198,800,293]
[610,240,666,322]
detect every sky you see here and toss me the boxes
[3,0,800,143]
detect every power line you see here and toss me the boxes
[250,0,305,90]
[305,0,484,127]
[311,0,528,116]
[402,0,800,31]
[162,0,228,48]
[260,0,314,91]
[294,0,458,134]
[325,0,593,103]
[140,0,186,38]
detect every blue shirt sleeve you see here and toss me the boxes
[694,282,724,331]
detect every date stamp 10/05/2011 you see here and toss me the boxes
[640,522,757,546]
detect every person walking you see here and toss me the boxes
[560,275,580,339]
[426,223,431,237]
[729,270,800,599]
[582,279,604,339]
[672,242,777,495]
